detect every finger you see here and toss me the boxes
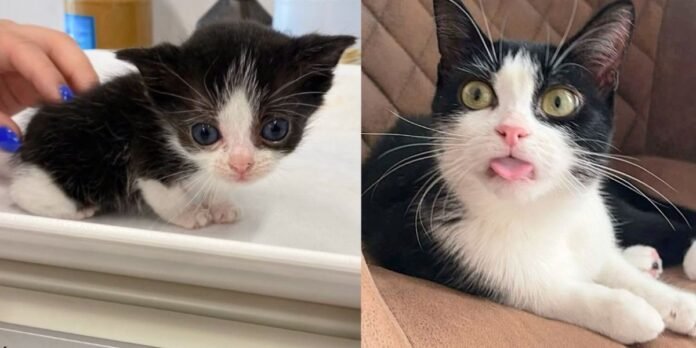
[1,72,41,111]
[0,33,65,102]
[0,75,23,115]
[12,25,98,92]
[0,110,21,137]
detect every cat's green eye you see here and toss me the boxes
[541,88,579,117]
[460,81,494,110]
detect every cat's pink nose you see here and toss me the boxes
[496,124,529,147]
[229,148,254,175]
[230,160,253,174]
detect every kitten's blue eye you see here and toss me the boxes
[191,123,220,145]
[261,118,290,142]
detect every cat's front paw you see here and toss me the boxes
[683,241,696,281]
[623,245,662,279]
[604,289,664,344]
[208,202,240,224]
[171,207,213,229]
[655,292,696,336]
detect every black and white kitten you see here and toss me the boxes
[10,22,354,229]
[363,0,696,343]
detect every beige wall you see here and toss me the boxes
[0,0,275,44]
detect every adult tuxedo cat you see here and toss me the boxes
[363,0,696,343]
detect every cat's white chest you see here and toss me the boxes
[435,190,616,304]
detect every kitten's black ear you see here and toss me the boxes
[433,0,491,70]
[117,44,183,108]
[116,43,181,79]
[563,0,635,93]
[292,34,356,67]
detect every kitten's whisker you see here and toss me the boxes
[267,91,327,106]
[267,70,329,101]
[266,108,311,119]
[153,59,213,109]
[267,101,320,109]
[202,55,220,103]
[145,88,213,110]
[181,174,215,217]
[157,169,196,182]
[164,109,209,115]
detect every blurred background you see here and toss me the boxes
[0,0,360,50]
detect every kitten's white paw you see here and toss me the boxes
[604,289,664,344]
[623,245,662,279]
[683,241,696,281]
[170,202,239,229]
[172,207,213,229]
[654,292,696,336]
[70,206,98,220]
[208,202,239,224]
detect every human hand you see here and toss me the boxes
[0,19,98,152]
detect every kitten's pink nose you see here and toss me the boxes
[229,148,254,175]
[496,124,529,147]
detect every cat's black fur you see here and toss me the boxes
[363,0,696,298]
[363,117,502,300]
[608,183,696,266]
[17,22,354,212]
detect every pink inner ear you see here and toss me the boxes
[561,6,634,91]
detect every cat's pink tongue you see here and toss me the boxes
[489,157,534,181]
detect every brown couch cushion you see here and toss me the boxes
[362,0,696,346]
[364,263,696,347]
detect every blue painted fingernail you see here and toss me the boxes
[59,84,74,102]
[0,126,21,153]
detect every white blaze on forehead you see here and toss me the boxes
[219,90,255,146]
[493,52,539,114]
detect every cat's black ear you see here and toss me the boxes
[292,34,356,67]
[116,43,181,80]
[562,0,635,93]
[433,0,491,70]
[117,44,185,109]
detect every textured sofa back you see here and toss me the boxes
[362,0,696,162]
